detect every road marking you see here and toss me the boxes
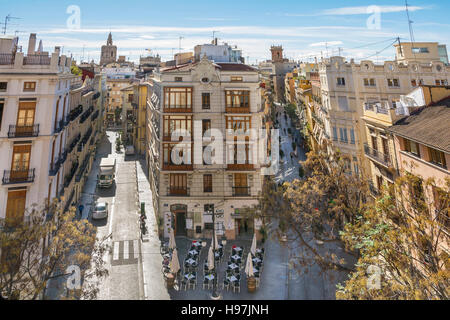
[133,240,139,259]
[113,241,119,260]
[123,239,129,260]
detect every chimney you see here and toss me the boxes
[27,33,37,55]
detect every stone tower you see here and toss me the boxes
[270,45,284,62]
[100,32,117,66]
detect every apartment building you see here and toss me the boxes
[309,42,450,178]
[147,56,264,241]
[0,34,77,222]
[60,74,104,212]
[387,90,450,248]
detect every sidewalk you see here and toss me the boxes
[136,159,170,300]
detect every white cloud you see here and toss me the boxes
[321,5,425,15]
[309,41,343,47]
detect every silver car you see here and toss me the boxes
[92,202,108,220]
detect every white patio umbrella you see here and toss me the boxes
[213,232,219,250]
[250,233,257,256]
[245,252,254,278]
[168,228,176,250]
[207,246,215,271]
[170,249,180,274]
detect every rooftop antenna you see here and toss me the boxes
[3,14,21,35]
[405,0,416,44]
[212,30,219,44]
[178,36,184,54]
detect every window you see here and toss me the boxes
[337,77,346,86]
[0,82,7,92]
[404,139,420,157]
[202,92,210,109]
[332,126,338,141]
[364,78,376,87]
[412,47,429,54]
[338,96,349,111]
[339,128,348,143]
[164,87,192,111]
[226,116,251,132]
[203,174,212,193]
[428,147,447,168]
[163,143,192,166]
[175,77,183,82]
[169,173,187,195]
[128,94,134,102]
[387,78,400,87]
[231,76,243,82]
[350,129,355,144]
[435,79,448,86]
[202,119,211,137]
[225,90,250,110]
[23,82,36,92]
[204,204,214,214]
[411,79,417,87]
[163,115,192,140]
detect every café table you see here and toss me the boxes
[231,254,241,264]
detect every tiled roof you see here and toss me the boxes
[388,100,450,153]
[215,63,257,72]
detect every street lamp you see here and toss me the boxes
[205,209,222,300]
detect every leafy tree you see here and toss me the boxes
[259,149,366,274]
[337,173,450,300]
[0,200,109,300]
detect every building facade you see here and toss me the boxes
[146,57,264,241]
[0,34,104,222]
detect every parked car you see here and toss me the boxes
[92,202,109,220]
[125,145,135,156]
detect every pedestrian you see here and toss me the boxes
[78,204,84,218]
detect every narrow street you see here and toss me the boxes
[93,131,144,300]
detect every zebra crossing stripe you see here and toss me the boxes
[123,239,129,260]
[113,241,119,260]
[133,240,139,259]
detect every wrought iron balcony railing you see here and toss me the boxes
[2,169,35,185]
[167,187,190,197]
[364,143,392,168]
[8,124,40,138]
[232,186,251,197]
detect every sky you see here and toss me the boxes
[1,0,449,64]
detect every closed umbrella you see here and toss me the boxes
[250,233,257,256]
[214,232,219,250]
[169,228,176,250]
[207,246,215,271]
[245,252,254,277]
[170,249,180,274]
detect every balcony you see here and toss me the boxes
[54,118,66,134]
[225,106,250,114]
[23,54,51,65]
[64,162,79,188]
[67,105,83,122]
[227,164,254,171]
[162,164,193,171]
[232,186,250,197]
[0,53,15,65]
[67,133,81,154]
[8,124,40,138]
[75,153,91,182]
[80,106,94,124]
[364,102,389,115]
[49,158,62,176]
[369,182,379,197]
[91,110,99,121]
[2,169,35,185]
[364,143,392,168]
[167,187,190,197]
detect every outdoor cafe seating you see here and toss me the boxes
[182,271,197,290]
[230,254,242,264]
[203,273,215,290]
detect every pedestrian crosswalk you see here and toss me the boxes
[111,240,140,266]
